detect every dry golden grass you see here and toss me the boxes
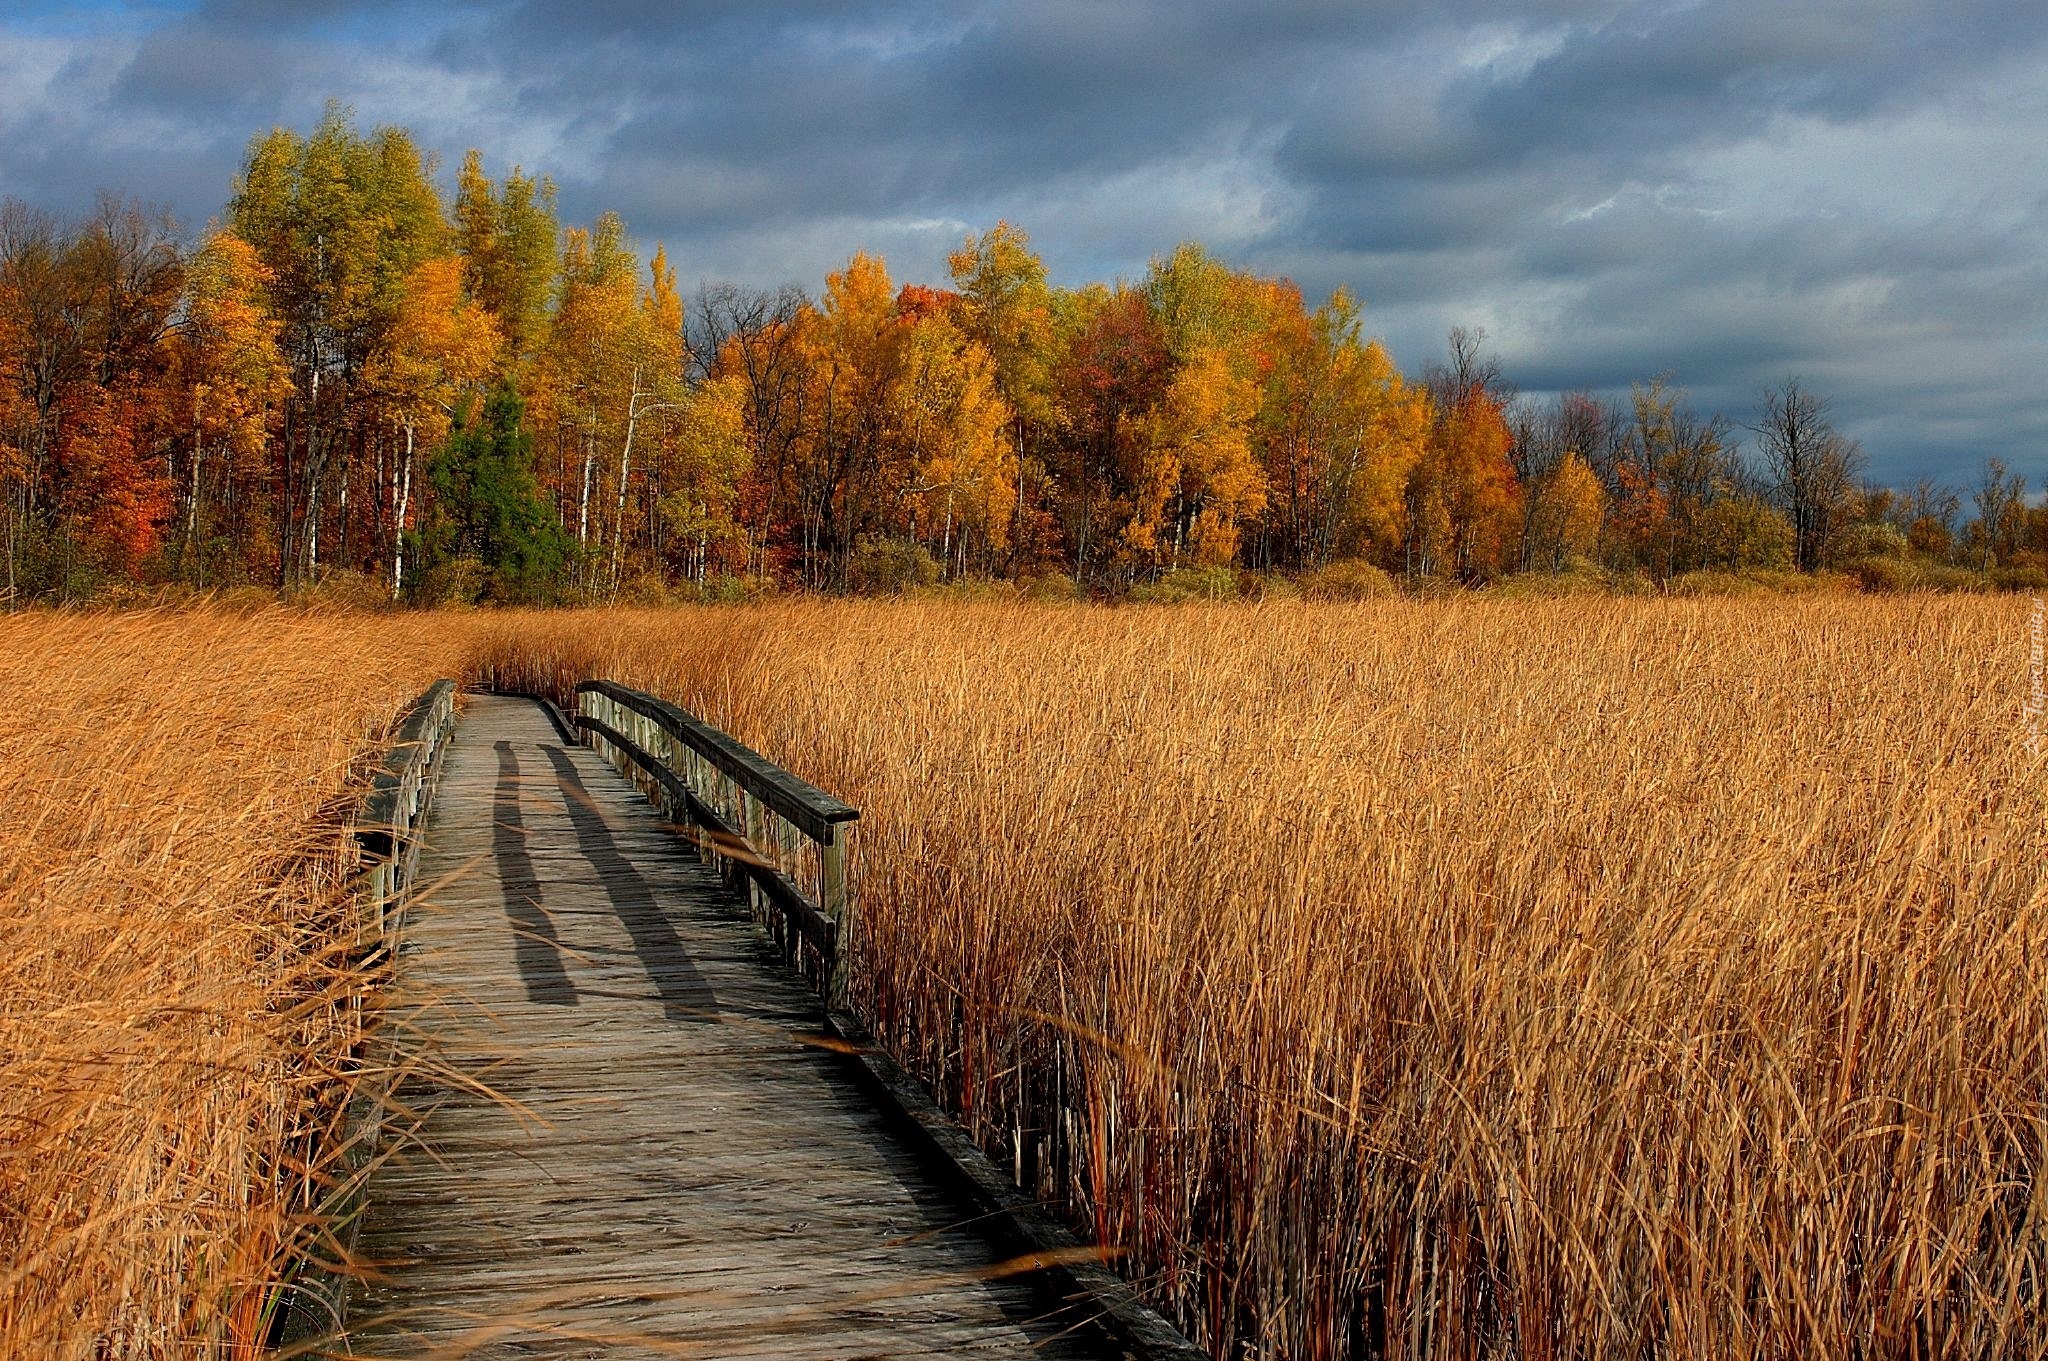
[5,596,2041,1359]
[470,596,2048,1360]
[0,607,464,1358]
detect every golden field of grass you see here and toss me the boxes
[2,595,2042,1358]
[0,608,462,1358]
[474,596,2048,1360]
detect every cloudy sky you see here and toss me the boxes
[3,0,2043,486]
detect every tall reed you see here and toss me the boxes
[0,607,463,1358]
[471,596,2048,1360]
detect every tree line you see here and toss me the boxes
[1,107,2040,605]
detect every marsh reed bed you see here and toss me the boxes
[3,596,2039,1358]
[0,608,460,1358]
[473,597,2048,1360]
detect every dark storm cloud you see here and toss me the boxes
[1,0,2043,484]
[113,25,305,112]
[1463,0,2048,162]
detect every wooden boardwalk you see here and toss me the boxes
[346,695,1100,1360]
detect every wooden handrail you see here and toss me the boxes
[352,679,458,947]
[574,680,856,842]
[574,713,841,960]
[574,681,859,1007]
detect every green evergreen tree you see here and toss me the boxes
[416,380,567,602]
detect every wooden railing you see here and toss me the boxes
[573,680,861,1006]
[352,679,458,949]
[569,682,1203,1360]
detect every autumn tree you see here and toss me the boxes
[531,212,655,585]
[1048,284,1171,580]
[1689,492,1794,570]
[1410,330,1519,579]
[1121,246,1277,570]
[229,105,450,584]
[1509,391,1616,569]
[1144,242,1274,367]
[1254,289,1427,570]
[890,308,1014,574]
[1526,451,1605,569]
[1653,402,1743,575]
[0,275,24,598]
[948,222,1056,569]
[0,202,74,595]
[168,231,291,584]
[1132,346,1263,566]
[779,252,911,587]
[611,243,690,592]
[1967,458,2028,569]
[0,197,183,594]
[691,282,811,578]
[656,370,750,583]
[454,150,559,366]
[1904,477,1961,560]
[362,256,501,596]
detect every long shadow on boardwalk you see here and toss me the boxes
[492,740,577,1006]
[541,743,719,1022]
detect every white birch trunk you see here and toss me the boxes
[578,423,595,549]
[611,373,642,593]
[391,420,414,599]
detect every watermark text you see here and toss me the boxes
[2026,596,2045,757]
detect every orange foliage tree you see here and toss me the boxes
[168,232,292,584]
[1408,382,1520,579]
[1255,289,1428,570]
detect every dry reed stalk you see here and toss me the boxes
[469,595,2048,1360]
[0,607,466,1359]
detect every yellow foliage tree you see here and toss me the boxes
[1138,346,1264,566]
[657,370,750,582]
[892,313,1015,571]
[532,213,661,587]
[171,231,293,582]
[1527,451,1605,570]
[795,252,910,581]
[363,254,502,595]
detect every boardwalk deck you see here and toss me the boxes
[346,695,1101,1360]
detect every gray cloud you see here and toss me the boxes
[1,0,2043,486]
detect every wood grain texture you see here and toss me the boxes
[344,696,1106,1361]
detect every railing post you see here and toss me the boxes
[821,826,852,1011]
[742,792,765,925]
[699,753,718,865]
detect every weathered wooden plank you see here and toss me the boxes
[344,695,1099,1360]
